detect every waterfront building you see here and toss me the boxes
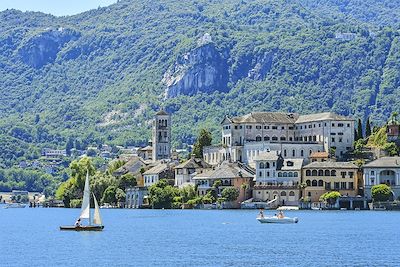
[174,156,211,188]
[143,162,175,187]
[125,187,148,208]
[363,157,400,200]
[302,161,360,202]
[203,112,354,166]
[152,110,171,161]
[193,161,253,208]
[252,151,303,207]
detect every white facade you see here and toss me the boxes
[143,174,160,187]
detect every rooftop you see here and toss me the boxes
[310,151,330,158]
[296,112,353,124]
[155,110,169,116]
[253,151,279,161]
[175,157,211,169]
[143,163,168,175]
[304,161,358,169]
[227,112,299,124]
[193,161,253,180]
[364,157,400,168]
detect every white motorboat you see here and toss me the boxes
[3,203,27,209]
[257,216,299,224]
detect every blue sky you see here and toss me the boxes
[0,0,118,16]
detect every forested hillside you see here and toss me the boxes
[1,0,400,168]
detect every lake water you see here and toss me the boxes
[0,208,399,266]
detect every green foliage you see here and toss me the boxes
[320,191,341,205]
[383,142,398,156]
[101,185,118,204]
[371,184,392,201]
[192,128,212,158]
[179,185,197,203]
[357,119,363,141]
[118,173,137,190]
[221,187,239,202]
[367,126,388,148]
[70,199,82,208]
[148,179,179,209]
[366,117,372,137]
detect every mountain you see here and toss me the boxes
[1,0,400,168]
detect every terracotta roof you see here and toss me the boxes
[310,152,329,158]
[304,161,358,169]
[193,162,253,180]
[364,157,400,168]
[228,112,299,124]
[295,112,353,123]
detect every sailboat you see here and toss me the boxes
[60,171,104,231]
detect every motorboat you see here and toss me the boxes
[276,206,299,211]
[3,203,27,209]
[257,215,299,224]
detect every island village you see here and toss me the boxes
[2,109,400,211]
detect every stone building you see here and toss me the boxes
[302,161,360,202]
[152,110,171,161]
[174,156,211,188]
[252,151,303,207]
[203,111,354,166]
[363,157,400,200]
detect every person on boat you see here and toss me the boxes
[75,218,81,227]
[278,211,284,219]
[258,209,264,218]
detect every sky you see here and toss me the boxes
[0,0,118,16]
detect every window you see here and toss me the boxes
[256,125,262,129]
[330,133,336,135]
[272,126,278,130]
[349,172,354,178]
[281,126,285,130]
[347,123,350,127]
[246,125,252,129]
[318,170,323,176]
[338,123,344,127]
[371,171,375,175]
[259,162,265,169]
[332,123,335,127]
[341,172,346,178]
[266,162,270,168]
[306,180,311,186]
[287,161,294,167]
[272,136,278,141]
[349,182,354,189]
[301,150,304,157]
[292,150,295,157]
[331,170,336,176]
[312,180,317,186]
[324,170,330,176]
[280,136,286,141]
[341,182,347,189]
[259,171,262,177]
[281,191,287,196]
[334,182,340,189]
[307,192,311,197]
[234,125,238,129]
[332,137,335,142]
[294,172,298,177]
[288,172,293,177]
[289,191,295,196]
[284,150,287,157]
[264,136,270,141]
[306,170,311,176]
[278,172,282,177]
[318,180,324,186]
[267,171,270,177]
[312,170,317,176]
[256,136,262,141]
[283,172,288,177]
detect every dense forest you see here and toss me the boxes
[1,0,400,172]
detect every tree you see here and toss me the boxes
[115,188,126,203]
[101,185,117,204]
[179,185,196,203]
[383,142,398,156]
[371,184,392,202]
[221,187,239,202]
[357,119,363,140]
[148,179,179,209]
[118,173,137,190]
[366,117,372,137]
[192,128,212,158]
[320,191,341,207]
[66,137,74,156]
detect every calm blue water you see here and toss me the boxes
[0,208,399,266]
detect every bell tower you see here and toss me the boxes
[152,110,171,161]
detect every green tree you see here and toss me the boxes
[221,187,239,202]
[148,179,179,209]
[383,142,398,156]
[357,119,363,140]
[115,188,126,203]
[192,128,212,158]
[320,191,341,207]
[366,117,372,137]
[118,173,137,190]
[371,184,392,202]
[101,185,117,204]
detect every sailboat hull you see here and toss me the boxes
[60,225,104,231]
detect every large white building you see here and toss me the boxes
[203,112,354,166]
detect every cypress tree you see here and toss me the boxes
[357,119,363,140]
[366,117,372,137]
[354,128,358,141]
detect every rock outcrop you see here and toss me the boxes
[18,27,81,68]
[163,43,229,98]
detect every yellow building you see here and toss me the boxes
[302,161,359,202]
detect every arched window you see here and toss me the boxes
[292,150,295,157]
[318,180,324,186]
[283,172,288,177]
[306,170,311,176]
[264,136,270,141]
[266,162,270,168]
[280,136,286,141]
[324,170,330,176]
[306,180,311,186]
[278,172,282,177]
[288,172,293,177]
[256,136,262,142]
[272,136,278,141]
[284,149,287,157]
[259,162,265,169]
[281,191,287,196]
[289,191,295,196]
[312,180,317,186]
[331,170,336,176]
[309,150,312,155]
[318,170,323,176]
[293,172,298,177]
[301,150,304,157]
[312,170,317,176]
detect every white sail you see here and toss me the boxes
[93,193,102,225]
[79,171,90,220]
